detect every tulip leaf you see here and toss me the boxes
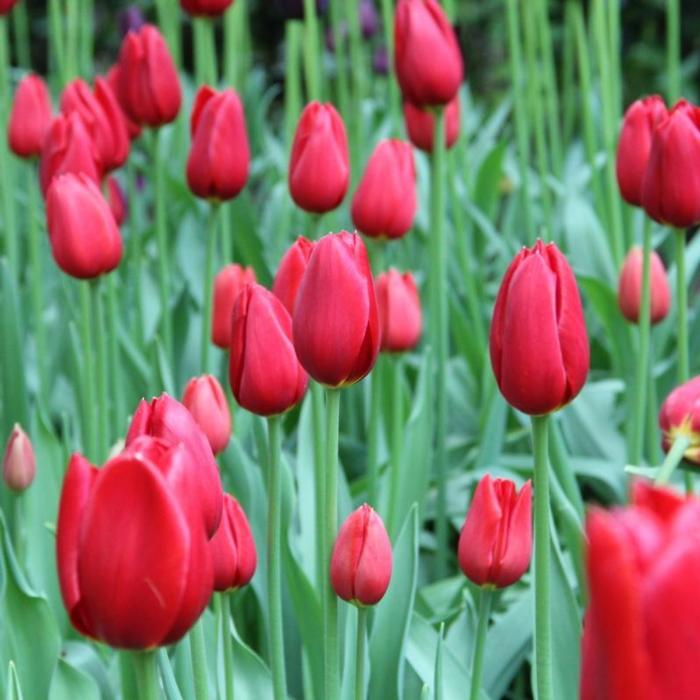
[5,663,23,700]
[48,659,99,700]
[229,616,274,698]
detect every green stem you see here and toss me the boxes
[92,280,109,462]
[221,593,235,700]
[107,274,125,433]
[155,0,181,68]
[48,0,66,87]
[312,382,326,589]
[222,202,233,264]
[131,650,160,700]
[354,607,368,700]
[80,0,93,77]
[302,0,321,101]
[127,159,146,345]
[378,0,400,134]
[675,228,688,383]
[329,0,349,121]
[65,0,79,78]
[366,361,382,509]
[190,620,209,700]
[667,0,680,103]
[12,494,25,570]
[468,587,493,700]
[79,283,96,460]
[11,1,30,68]
[346,0,365,184]
[194,17,217,86]
[202,205,219,373]
[655,435,691,486]
[284,22,303,151]
[386,356,405,538]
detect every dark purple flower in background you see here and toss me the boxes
[119,5,145,38]
[360,0,379,38]
[326,22,348,53]
[373,45,389,75]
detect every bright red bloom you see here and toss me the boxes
[45,174,123,279]
[394,0,464,107]
[211,264,257,349]
[105,176,127,226]
[7,74,53,159]
[229,283,308,416]
[293,231,380,387]
[617,246,671,325]
[272,236,315,315]
[182,375,232,456]
[210,494,257,591]
[289,101,349,214]
[403,95,460,153]
[0,0,18,14]
[658,376,700,464]
[489,240,589,415]
[330,504,392,606]
[375,269,422,352]
[105,64,142,140]
[180,0,234,16]
[187,85,250,201]
[351,139,416,240]
[2,424,36,493]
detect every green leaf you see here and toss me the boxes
[5,663,23,700]
[230,618,274,698]
[48,659,99,700]
[473,141,507,220]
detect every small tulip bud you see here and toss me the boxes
[180,0,234,17]
[212,264,257,349]
[3,425,36,492]
[618,247,671,325]
[375,269,422,352]
[403,96,460,153]
[182,375,232,456]
[7,74,53,159]
[272,236,315,315]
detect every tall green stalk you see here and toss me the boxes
[194,18,217,86]
[131,651,160,700]
[302,0,321,101]
[80,0,93,77]
[155,0,181,68]
[666,0,680,103]
[354,607,368,700]
[190,620,209,700]
[106,274,125,433]
[284,22,303,149]
[329,0,350,120]
[386,356,405,538]
[65,0,79,78]
[202,205,220,373]
[220,593,235,700]
[346,0,365,181]
[92,280,109,462]
[79,283,96,461]
[675,229,688,383]
[655,435,690,486]
[379,0,400,134]
[48,0,67,87]
[311,383,326,590]
[468,588,493,700]
[11,1,30,68]
[366,361,382,509]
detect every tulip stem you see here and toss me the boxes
[302,0,321,101]
[92,279,109,462]
[387,356,405,539]
[346,0,365,185]
[378,0,400,135]
[202,204,220,373]
[220,593,235,700]
[190,620,209,700]
[354,606,368,700]
[106,274,125,434]
[284,22,303,151]
[675,228,688,383]
[194,17,217,86]
[311,382,326,589]
[667,0,681,102]
[468,587,493,700]
[48,0,67,87]
[531,413,552,700]
[131,650,160,700]
[79,283,97,461]
[267,415,288,700]
[366,363,381,509]
[329,0,349,120]
[655,435,691,486]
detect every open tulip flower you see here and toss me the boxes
[659,376,700,464]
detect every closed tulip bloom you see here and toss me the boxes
[0,0,18,13]
[180,0,234,16]
[618,246,671,325]
[106,176,127,226]
[182,375,232,455]
[394,0,464,107]
[210,494,257,591]
[117,24,182,127]
[7,74,53,159]
[289,101,349,214]
[642,100,700,228]
[375,269,422,352]
[212,264,257,348]
[404,96,460,152]
[351,139,416,240]
[105,64,142,140]
[659,376,700,464]
[186,86,250,201]
[489,240,589,415]
[229,284,308,416]
[458,475,532,588]
[615,95,667,207]
[293,231,381,387]
[45,174,123,279]
[272,236,315,315]
[2,424,36,493]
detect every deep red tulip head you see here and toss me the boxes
[2,424,36,493]
[375,269,422,352]
[293,231,380,387]
[180,0,234,16]
[187,85,250,201]
[117,24,182,127]
[272,236,315,315]
[105,64,142,140]
[351,139,416,240]
[642,100,700,228]
[618,246,671,325]
[106,176,127,226]
[45,174,123,279]
[210,494,257,591]
[182,375,232,455]
[289,101,350,214]
[457,475,532,588]
[489,240,589,415]
[212,263,257,348]
[229,283,309,416]
[7,74,53,159]
[0,0,18,14]
[330,504,392,606]
[615,95,667,207]
[394,0,464,107]
[403,95,460,153]
[659,376,700,464]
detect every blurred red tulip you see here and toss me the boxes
[105,64,142,140]
[375,269,422,352]
[7,74,53,159]
[403,96,460,153]
[0,0,18,14]
[659,376,700,464]
[272,236,314,315]
[105,176,127,226]
[180,0,234,16]
[212,263,257,349]
[2,424,36,493]
[618,246,671,325]
[182,375,232,455]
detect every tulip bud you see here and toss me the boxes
[375,269,422,352]
[293,231,381,387]
[2,425,36,492]
[351,139,417,240]
[229,284,309,416]
[182,375,232,455]
[187,86,250,201]
[180,0,234,16]
[272,236,315,315]
[489,240,589,415]
[106,176,127,226]
[403,96,460,153]
[7,74,53,159]
[330,504,392,606]
[289,101,350,214]
[458,475,532,588]
[212,264,257,348]
[0,0,18,14]
[117,24,182,127]
[105,64,142,141]
[642,100,700,228]
[615,95,667,207]
[394,0,464,108]
[210,494,257,591]
[659,376,700,464]
[618,246,671,325]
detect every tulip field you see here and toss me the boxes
[2,0,700,698]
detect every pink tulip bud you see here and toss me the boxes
[2,425,36,492]
[182,375,232,455]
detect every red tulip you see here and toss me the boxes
[116,24,182,127]
[293,231,380,387]
[330,504,392,606]
[212,264,257,349]
[489,240,589,415]
[272,236,314,315]
[580,480,700,700]
[187,85,250,201]
[375,269,422,352]
[642,100,700,228]
[2,424,36,493]
[394,0,464,108]
[618,246,671,325]
[105,64,142,140]
[0,0,18,14]
[182,375,232,455]
[457,475,532,588]
[180,0,234,17]
[289,101,349,214]
[210,494,257,591]
[615,95,667,207]
[403,95,460,153]
[351,139,416,240]
[7,74,53,159]
[45,174,123,279]
[229,283,308,416]
[659,376,700,464]
[105,176,127,226]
